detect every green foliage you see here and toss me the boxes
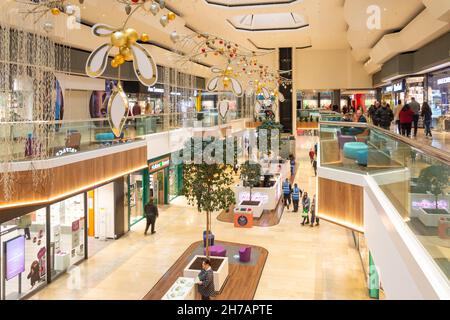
[416,165,450,209]
[256,120,284,154]
[240,161,262,201]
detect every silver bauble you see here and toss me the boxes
[160,15,169,27]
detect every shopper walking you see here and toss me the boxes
[409,97,421,137]
[310,195,317,227]
[282,178,292,210]
[309,148,315,164]
[394,100,403,134]
[292,183,302,213]
[301,192,310,225]
[399,104,414,137]
[18,214,32,240]
[197,259,215,301]
[290,156,296,177]
[421,102,433,137]
[368,102,380,126]
[144,198,159,235]
[375,103,394,130]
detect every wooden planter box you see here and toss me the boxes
[183,255,229,293]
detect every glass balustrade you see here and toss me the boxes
[0,111,248,162]
[320,121,450,281]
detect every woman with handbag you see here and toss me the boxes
[301,192,310,226]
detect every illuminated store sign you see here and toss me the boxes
[148,87,164,93]
[393,82,404,92]
[149,157,170,173]
[437,77,450,85]
[384,86,393,93]
[56,147,78,157]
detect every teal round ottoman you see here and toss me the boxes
[356,150,368,166]
[96,133,115,141]
[343,142,368,160]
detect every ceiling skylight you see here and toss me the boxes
[228,13,308,31]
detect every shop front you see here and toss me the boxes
[427,68,450,130]
[0,177,128,300]
[169,160,183,202]
[125,169,150,227]
[148,156,171,205]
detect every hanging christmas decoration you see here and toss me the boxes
[207,66,243,97]
[85,0,176,137]
[14,0,84,23]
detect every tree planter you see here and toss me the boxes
[239,200,264,218]
[183,255,229,293]
[418,208,450,227]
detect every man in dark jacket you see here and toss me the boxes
[375,103,394,130]
[144,198,158,235]
[368,102,380,125]
[198,259,215,300]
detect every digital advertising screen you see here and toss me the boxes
[4,235,26,281]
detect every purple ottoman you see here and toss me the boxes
[239,247,252,263]
[204,245,227,257]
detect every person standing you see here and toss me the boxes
[292,183,302,213]
[310,195,317,227]
[282,178,292,210]
[399,104,414,137]
[309,148,315,164]
[312,156,317,177]
[375,103,394,130]
[197,259,214,301]
[421,102,433,138]
[409,97,421,137]
[290,156,296,177]
[301,192,310,225]
[144,198,158,235]
[394,100,403,134]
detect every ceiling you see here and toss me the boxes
[1,0,448,79]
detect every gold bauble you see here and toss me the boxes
[124,28,139,44]
[115,54,125,66]
[111,31,127,48]
[223,77,231,88]
[51,8,60,15]
[111,59,119,68]
[140,33,150,42]
[119,46,133,61]
[167,12,176,21]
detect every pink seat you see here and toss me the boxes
[204,245,227,257]
[239,247,252,263]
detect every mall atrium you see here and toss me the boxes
[0,0,449,303]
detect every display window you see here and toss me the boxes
[50,194,85,278]
[299,91,319,109]
[128,173,145,226]
[0,208,47,300]
[427,68,450,131]
[406,76,425,104]
[169,162,183,201]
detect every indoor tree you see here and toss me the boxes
[416,164,450,211]
[256,120,284,156]
[239,160,262,202]
[182,136,236,257]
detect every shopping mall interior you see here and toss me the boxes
[0,0,449,303]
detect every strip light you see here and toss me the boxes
[0,165,148,210]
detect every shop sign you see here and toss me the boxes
[393,81,404,92]
[149,157,170,173]
[437,77,450,85]
[56,147,78,157]
[383,85,393,93]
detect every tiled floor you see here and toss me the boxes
[30,135,368,300]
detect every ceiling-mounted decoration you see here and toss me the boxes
[15,0,84,23]
[85,0,177,137]
[207,66,243,97]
